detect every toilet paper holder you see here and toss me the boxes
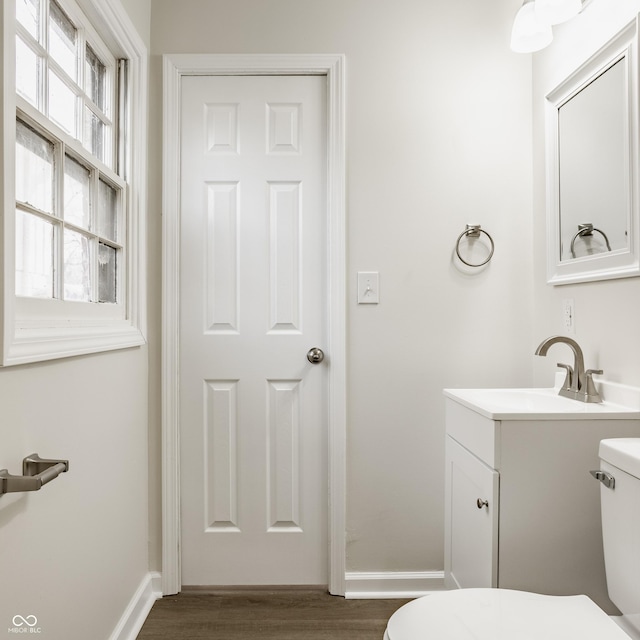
[0,454,69,495]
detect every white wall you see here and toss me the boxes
[149,0,533,578]
[532,0,640,389]
[0,2,152,639]
[0,352,149,638]
[119,0,151,49]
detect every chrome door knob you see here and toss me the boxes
[306,347,325,364]
[477,498,489,509]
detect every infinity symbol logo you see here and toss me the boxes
[12,615,37,627]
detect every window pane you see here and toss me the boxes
[48,70,77,135]
[15,210,54,298]
[16,36,39,106]
[16,0,40,40]
[15,119,55,213]
[83,107,106,162]
[64,228,91,301]
[98,178,117,241]
[85,45,106,112]
[64,155,91,229]
[98,243,117,303]
[48,0,77,81]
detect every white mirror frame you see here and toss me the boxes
[545,17,639,285]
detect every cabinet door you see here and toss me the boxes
[445,436,499,589]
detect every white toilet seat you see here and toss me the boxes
[384,589,631,640]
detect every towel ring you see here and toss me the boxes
[570,223,612,258]
[455,224,495,267]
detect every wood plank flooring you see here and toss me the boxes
[136,589,410,640]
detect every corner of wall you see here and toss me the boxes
[108,572,162,640]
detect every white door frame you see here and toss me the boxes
[161,54,347,596]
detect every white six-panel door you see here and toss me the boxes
[179,75,328,585]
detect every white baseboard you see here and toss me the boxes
[344,571,445,599]
[109,571,162,640]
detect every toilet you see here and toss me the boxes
[384,438,640,640]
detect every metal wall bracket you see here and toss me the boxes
[0,454,69,495]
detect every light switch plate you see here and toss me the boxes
[357,272,379,304]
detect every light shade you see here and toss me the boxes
[510,0,553,53]
[535,0,582,25]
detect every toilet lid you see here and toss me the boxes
[386,589,630,640]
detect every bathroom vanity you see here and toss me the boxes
[444,384,640,613]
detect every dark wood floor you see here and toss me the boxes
[136,588,410,640]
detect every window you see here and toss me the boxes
[16,0,116,164]
[2,0,147,365]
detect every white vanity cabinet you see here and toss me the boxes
[444,388,640,613]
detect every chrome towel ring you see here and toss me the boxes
[455,224,495,267]
[570,223,611,258]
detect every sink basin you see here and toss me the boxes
[443,386,640,420]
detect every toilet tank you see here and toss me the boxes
[599,438,640,621]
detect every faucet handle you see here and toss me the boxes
[584,369,603,403]
[556,362,573,391]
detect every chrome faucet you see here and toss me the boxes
[535,335,603,403]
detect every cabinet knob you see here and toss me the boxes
[477,498,489,509]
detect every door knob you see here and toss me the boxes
[306,347,325,364]
[477,498,489,509]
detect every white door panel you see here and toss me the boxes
[179,75,328,585]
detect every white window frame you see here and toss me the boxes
[1,0,147,365]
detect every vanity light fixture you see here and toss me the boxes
[511,0,584,53]
[510,0,554,53]
[535,0,582,25]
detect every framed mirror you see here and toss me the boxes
[545,18,639,285]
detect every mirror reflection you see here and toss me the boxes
[558,58,628,261]
[545,18,640,285]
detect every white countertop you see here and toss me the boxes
[443,385,640,420]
